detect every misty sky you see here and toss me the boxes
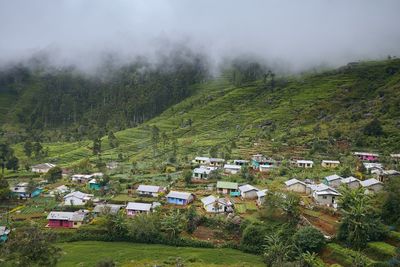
[1,0,400,72]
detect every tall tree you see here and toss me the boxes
[23,141,33,158]
[93,138,102,155]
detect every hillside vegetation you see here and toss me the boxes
[8,59,400,168]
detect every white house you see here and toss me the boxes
[256,189,268,206]
[137,185,162,197]
[321,160,340,168]
[93,204,125,215]
[63,191,94,206]
[284,179,307,193]
[323,174,343,188]
[31,163,56,173]
[200,195,232,213]
[209,158,225,168]
[312,189,340,206]
[126,202,153,216]
[363,162,383,172]
[238,184,259,199]
[51,185,70,195]
[223,164,242,175]
[296,160,314,168]
[360,178,384,194]
[341,177,361,189]
[194,156,210,165]
[192,166,217,179]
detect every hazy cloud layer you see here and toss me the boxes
[1,0,400,72]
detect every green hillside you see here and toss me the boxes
[12,59,400,167]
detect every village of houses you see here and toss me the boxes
[0,151,399,243]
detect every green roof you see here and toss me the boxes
[217,181,238,190]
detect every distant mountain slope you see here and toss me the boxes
[13,59,400,166]
[0,50,207,141]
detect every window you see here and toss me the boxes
[322,196,327,199]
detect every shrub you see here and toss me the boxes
[293,226,326,253]
[240,223,270,254]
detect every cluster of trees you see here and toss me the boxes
[0,143,19,173]
[99,208,199,243]
[0,49,208,141]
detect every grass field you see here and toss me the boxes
[57,241,264,267]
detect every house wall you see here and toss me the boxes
[346,181,360,189]
[126,209,149,216]
[167,197,188,205]
[322,162,339,168]
[241,190,258,199]
[365,184,384,194]
[48,219,74,228]
[138,191,158,197]
[297,163,313,168]
[204,203,225,213]
[64,196,85,206]
[327,179,342,188]
[257,196,265,206]
[314,194,337,206]
[287,183,306,193]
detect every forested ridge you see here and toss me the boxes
[0,49,208,142]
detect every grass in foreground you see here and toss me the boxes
[57,241,264,267]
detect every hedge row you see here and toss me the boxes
[365,242,396,261]
[56,228,214,249]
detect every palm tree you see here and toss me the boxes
[263,233,293,267]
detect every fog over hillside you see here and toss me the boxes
[1,0,400,72]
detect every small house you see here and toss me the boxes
[360,178,384,194]
[63,191,94,206]
[363,162,383,173]
[166,191,194,205]
[126,202,153,216]
[0,226,10,243]
[312,189,340,206]
[137,185,162,197]
[71,174,93,183]
[88,179,101,190]
[223,164,242,175]
[209,158,225,168]
[321,160,340,168]
[192,166,217,179]
[256,189,268,206]
[354,152,379,162]
[194,156,210,165]
[11,183,42,199]
[323,174,343,188]
[93,204,125,216]
[284,179,307,193]
[341,176,361,189]
[216,181,240,196]
[51,185,70,195]
[296,160,314,168]
[31,163,56,173]
[47,211,87,228]
[375,169,400,182]
[234,160,249,166]
[251,154,267,169]
[259,164,275,172]
[238,184,259,199]
[200,195,233,213]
